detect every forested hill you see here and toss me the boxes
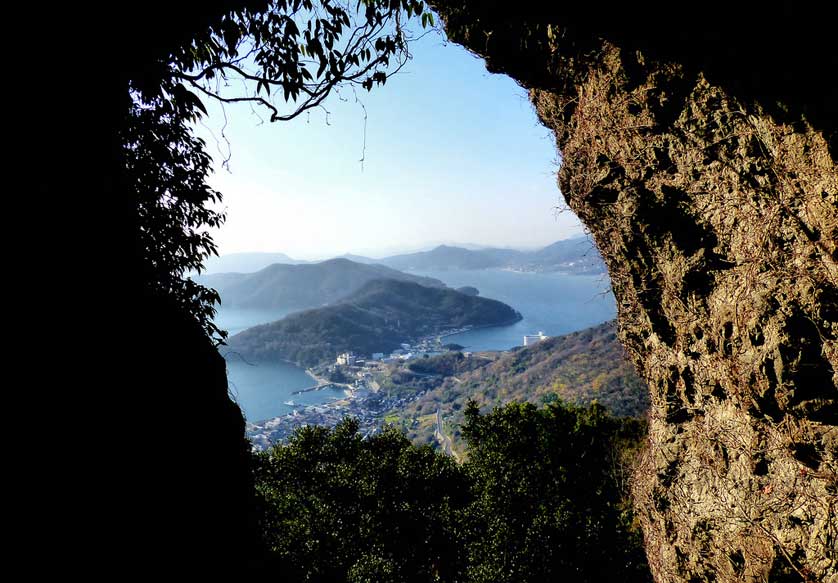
[226,279,522,367]
[378,235,606,274]
[196,258,445,311]
[391,321,649,448]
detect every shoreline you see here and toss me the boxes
[247,382,361,431]
[426,313,523,343]
[291,368,354,395]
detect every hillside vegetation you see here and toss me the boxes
[197,258,444,311]
[227,279,522,367]
[387,321,648,449]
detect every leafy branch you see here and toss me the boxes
[169,0,433,123]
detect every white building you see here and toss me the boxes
[523,331,549,346]
[336,352,357,366]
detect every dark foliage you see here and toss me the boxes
[461,401,650,583]
[329,366,351,383]
[127,88,227,341]
[253,419,471,581]
[254,401,651,582]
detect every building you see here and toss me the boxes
[336,352,357,366]
[523,331,549,346]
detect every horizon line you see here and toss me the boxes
[215,232,591,262]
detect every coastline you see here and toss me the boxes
[247,314,525,371]
[421,312,523,342]
[291,368,354,394]
[411,313,524,352]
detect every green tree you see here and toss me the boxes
[253,401,651,582]
[460,400,650,583]
[253,418,471,581]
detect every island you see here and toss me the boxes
[376,235,606,274]
[226,278,522,368]
[195,257,445,311]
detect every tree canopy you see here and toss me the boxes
[253,400,651,582]
[253,418,470,580]
[460,400,650,583]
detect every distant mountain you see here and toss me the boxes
[201,252,303,274]
[336,253,378,264]
[377,235,606,274]
[196,258,445,311]
[379,245,523,271]
[226,279,522,367]
[518,236,606,274]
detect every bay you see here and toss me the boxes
[214,307,346,423]
[410,269,616,351]
[211,268,616,423]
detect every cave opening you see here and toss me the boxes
[116,1,836,578]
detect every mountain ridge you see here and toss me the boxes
[225,278,522,367]
[201,252,303,274]
[195,258,445,312]
[202,235,606,276]
[377,235,605,274]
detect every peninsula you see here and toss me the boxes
[226,278,522,368]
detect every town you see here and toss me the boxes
[246,329,550,450]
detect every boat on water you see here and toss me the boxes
[284,399,295,406]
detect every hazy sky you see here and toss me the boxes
[193,22,583,260]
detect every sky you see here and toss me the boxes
[193,19,583,261]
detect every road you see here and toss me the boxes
[434,408,460,462]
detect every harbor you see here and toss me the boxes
[291,381,347,395]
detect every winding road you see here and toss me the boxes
[434,408,460,462]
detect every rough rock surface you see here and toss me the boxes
[432,4,837,582]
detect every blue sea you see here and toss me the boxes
[412,269,616,351]
[213,307,347,423]
[212,269,616,423]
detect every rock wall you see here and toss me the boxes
[431,4,837,582]
[131,294,262,571]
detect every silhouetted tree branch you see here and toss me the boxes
[129,0,433,342]
[168,0,432,123]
